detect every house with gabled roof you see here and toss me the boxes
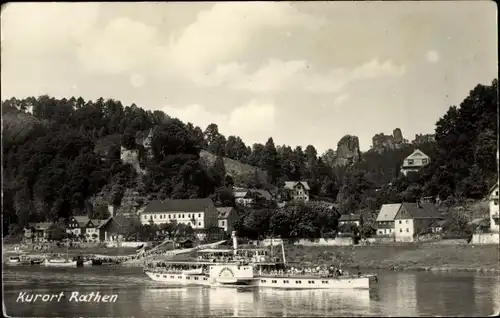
[24,222,55,241]
[376,203,402,236]
[67,216,89,237]
[283,181,310,202]
[394,202,442,242]
[217,207,237,234]
[401,149,430,176]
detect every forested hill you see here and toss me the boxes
[1,79,498,232]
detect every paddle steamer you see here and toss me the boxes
[144,232,378,289]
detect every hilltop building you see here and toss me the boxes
[400,149,430,176]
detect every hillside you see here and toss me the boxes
[1,79,497,237]
[199,150,268,186]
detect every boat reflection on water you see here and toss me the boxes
[141,286,257,317]
[259,288,372,316]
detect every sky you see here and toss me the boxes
[1,2,497,152]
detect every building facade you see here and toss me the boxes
[217,207,237,235]
[394,202,442,242]
[376,203,402,236]
[140,198,219,232]
[283,181,310,202]
[401,149,430,176]
[489,182,499,232]
[338,214,361,227]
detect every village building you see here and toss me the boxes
[400,149,431,176]
[234,188,273,206]
[338,214,361,227]
[234,190,254,206]
[283,181,310,202]
[140,198,223,241]
[394,202,442,242]
[428,219,447,233]
[375,203,402,236]
[489,181,499,232]
[24,222,54,241]
[217,207,237,235]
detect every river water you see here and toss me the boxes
[3,266,499,317]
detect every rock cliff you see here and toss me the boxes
[334,135,362,166]
[371,128,406,152]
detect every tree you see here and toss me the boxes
[261,138,280,184]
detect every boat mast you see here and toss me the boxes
[281,241,286,265]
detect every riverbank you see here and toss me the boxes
[284,243,500,272]
[3,244,137,257]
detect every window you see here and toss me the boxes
[178,276,182,279]
[182,214,185,218]
[168,215,171,219]
[186,277,190,280]
[400,229,402,233]
[154,215,156,219]
[144,215,147,220]
[188,214,191,218]
[222,221,225,226]
[322,281,328,284]
[399,220,402,224]
[495,199,499,206]
[198,214,201,218]
[406,228,409,232]
[261,280,267,283]
[170,276,174,279]
[198,222,201,226]
[308,281,314,284]
[284,280,289,284]
[408,159,414,165]
[194,277,198,280]
[272,280,277,283]
[163,275,167,278]
[160,215,162,219]
[422,159,427,164]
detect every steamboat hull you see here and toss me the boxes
[145,270,376,289]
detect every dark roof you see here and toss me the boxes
[399,202,441,219]
[143,198,215,214]
[217,207,235,219]
[73,216,90,227]
[284,181,310,190]
[430,220,447,227]
[339,214,361,222]
[28,222,54,230]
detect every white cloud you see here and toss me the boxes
[197,58,406,93]
[162,100,276,145]
[130,74,146,88]
[167,2,324,75]
[334,93,351,105]
[1,3,100,55]
[425,50,440,63]
[76,18,166,75]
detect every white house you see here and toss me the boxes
[283,181,310,202]
[234,190,254,206]
[401,149,430,176]
[140,198,219,230]
[217,207,237,235]
[489,182,499,232]
[394,202,442,242]
[376,203,402,236]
